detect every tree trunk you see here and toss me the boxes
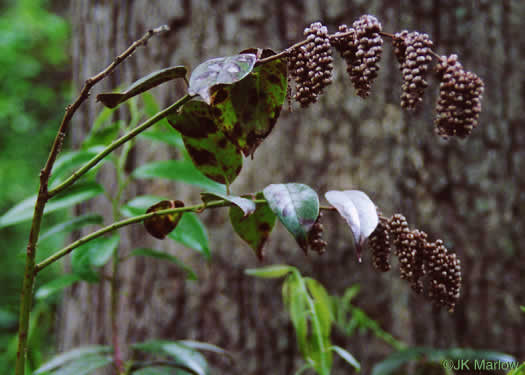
[60,1,525,374]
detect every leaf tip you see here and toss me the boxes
[356,242,364,263]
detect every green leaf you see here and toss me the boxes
[508,363,525,375]
[49,146,106,188]
[371,348,427,375]
[0,181,105,228]
[141,128,185,150]
[305,277,333,336]
[521,306,525,313]
[263,183,319,253]
[133,160,226,194]
[331,346,360,371]
[294,363,314,375]
[325,190,378,261]
[282,272,333,375]
[178,340,232,360]
[121,196,210,258]
[307,313,333,375]
[130,248,197,280]
[97,66,187,108]
[38,214,103,244]
[144,200,185,239]
[45,354,112,375]
[211,49,287,157]
[168,100,243,185]
[35,274,81,300]
[71,235,120,282]
[189,54,257,104]
[82,121,121,149]
[133,341,209,375]
[92,106,115,133]
[245,264,295,279]
[34,346,112,374]
[229,192,276,259]
[342,285,361,306]
[282,272,309,357]
[139,95,185,151]
[141,91,161,117]
[201,192,255,216]
[169,213,210,258]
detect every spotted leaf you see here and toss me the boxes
[229,192,276,260]
[211,49,287,157]
[168,100,243,185]
[144,200,185,239]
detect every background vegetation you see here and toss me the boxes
[0,0,69,372]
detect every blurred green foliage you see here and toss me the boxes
[0,0,68,202]
[0,0,69,372]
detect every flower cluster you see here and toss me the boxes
[389,214,416,282]
[394,31,434,110]
[393,30,409,63]
[288,22,333,107]
[434,54,484,139]
[332,15,383,97]
[424,239,462,311]
[408,229,428,295]
[287,15,485,138]
[368,212,392,272]
[287,48,311,106]
[368,212,462,312]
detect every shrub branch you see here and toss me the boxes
[15,25,170,375]
[48,93,192,197]
[34,199,260,272]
